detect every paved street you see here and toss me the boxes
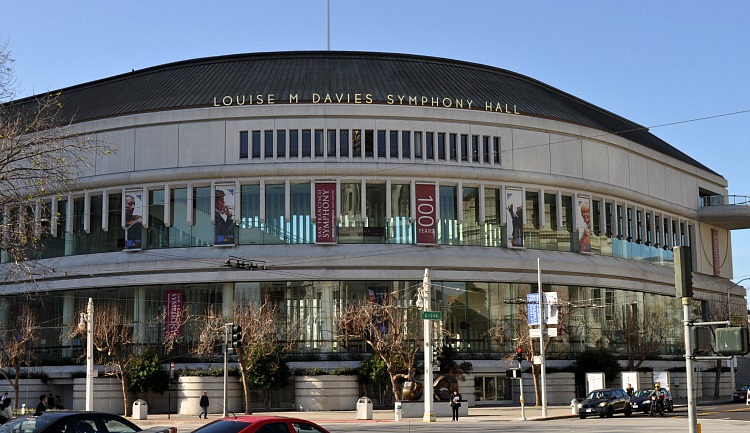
[136,401,750,433]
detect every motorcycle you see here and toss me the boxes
[649,395,665,417]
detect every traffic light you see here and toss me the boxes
[674,246,693,298]
[231,324,242,350]
[715,327,750,355]
[516,347,524,362]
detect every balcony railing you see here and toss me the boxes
[699,195,750,207]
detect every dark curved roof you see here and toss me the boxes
[14,51,713,173]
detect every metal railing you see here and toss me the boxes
[699,195,750,207]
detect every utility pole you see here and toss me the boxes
[538,258,548,417]
[420,268,435,422]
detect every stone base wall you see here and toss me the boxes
[295,376,360,411]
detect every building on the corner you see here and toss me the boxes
[1,51,748,407]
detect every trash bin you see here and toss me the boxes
[394,401,403,421]
[356,396,373,420]
[132,399,148,420]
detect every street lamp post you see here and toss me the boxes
[78,298,94,411]
[417,268,436,422]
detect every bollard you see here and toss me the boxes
[570,399,579,415]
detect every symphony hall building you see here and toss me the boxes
[2,51,748,405]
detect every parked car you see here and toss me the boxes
[733,385,749,402]
[0,411,174,433]
[630,388,674,413]
[578,388,632,419]
[191,416,330,433]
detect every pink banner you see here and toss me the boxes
[712,229,720,276]
[315,182,337,244]
[415,183,437,245]
[165,290,183,337]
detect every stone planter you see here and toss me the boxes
[173,376,244,415]
[294,375,359,411]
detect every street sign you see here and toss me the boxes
[529,327,558,338]
[421,311,443,320]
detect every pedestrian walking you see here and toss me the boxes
[450,389,462,421]
[198,391,209,419]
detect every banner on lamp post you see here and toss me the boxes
[415,183,437,245]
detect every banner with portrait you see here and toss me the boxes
[315,181,337,244]
[505,187,524,248]
[415,183,437,245]
[165,290,184,337]
[576,195,592,254]
[213,183,237,246]
[123,189,143,250]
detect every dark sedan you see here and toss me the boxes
[630,388,673,413]
[578,388,632,419]
[0,411,173,433]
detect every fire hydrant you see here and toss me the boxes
[570,399,579,415]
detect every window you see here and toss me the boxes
[482,136,490,163]
[437,133,446,160]
[426,132,434,160]
[377,130,386,159]
[290,129,299,158]
[291,422,328,433]
[276,130,287,158]
[302,129,312,157]
[353,129,362,158]
[264,130,273,159]
[402,131,411,159]
[414,131,422,158]
[314,129,324,157]
[251,131,261,159]
[449,133,457,161]
[239,131,249,159]
[390,131,399,158]
[472,135,479,162]
[340,130,349,157]
[364,129,374,158]
[492,137,501,164]
[461,134,468,161]
[327,130,336,157]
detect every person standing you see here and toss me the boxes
[450,389,462,421]
[47,394,55,411]
[34,394,47,416]
[626,383,634,397]
[198,391,209,419]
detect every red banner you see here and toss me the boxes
[315,182,337,244]
[165,290,183,337]
[415,183,437,245]
[712,229,720,276]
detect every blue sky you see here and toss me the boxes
[5,1,750,298]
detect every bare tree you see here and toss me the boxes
[0,302,37,410]
[71,302,137,416]
[604,304,668,370]
[0,39,108,284]
[337,292,423,402]
[193,299,295,414]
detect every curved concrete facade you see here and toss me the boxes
[0,53,743,404]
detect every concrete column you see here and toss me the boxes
[134,286,146,344]
[222,283,235,319]
[61,293,75,358]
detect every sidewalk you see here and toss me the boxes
[136,404,578,429]
[135,398,739,430]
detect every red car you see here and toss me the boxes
[192,416,330,433]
